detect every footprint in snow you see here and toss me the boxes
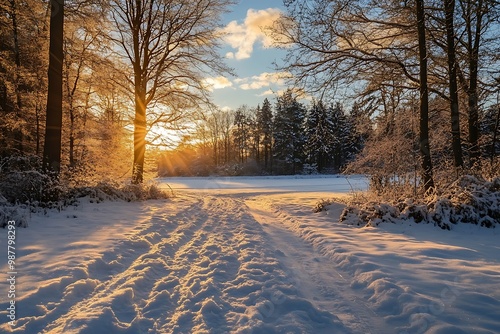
[274,249,286,257]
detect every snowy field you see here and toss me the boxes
[158,174,368,193]
[1,175,499,333]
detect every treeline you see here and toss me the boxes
[159,85,500,181]
[158,90,363,176]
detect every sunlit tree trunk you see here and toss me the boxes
[133,87,147,183]
[110,0,232,183]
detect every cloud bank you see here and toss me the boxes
[223,8,282,60]
[236,71,292,90]
[202,76,233,91]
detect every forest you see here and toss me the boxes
[0,0,499,207]
[2,2,500,332]
[157,94,362,177]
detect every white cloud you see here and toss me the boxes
[238,71,292,90]
[202,76,233,91]
[258,89,274,97]
[223,8,282,60]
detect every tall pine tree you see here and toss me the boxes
[233,106,250,164]
[330,103,358,171]
[258,98,273,172]
[304,100,335,172]
[273,89,306,174]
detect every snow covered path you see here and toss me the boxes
[1,175,499,333]
[2,194,349,333]
[245,198,386,334]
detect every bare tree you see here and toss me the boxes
[416,0,435,191]
[274,0,435,191]
[444,0,465,170]
[455,0,500,165]
[109,0,233,183]
[274,1,420,97]
[63,13,104,167]
[0,0,48,155]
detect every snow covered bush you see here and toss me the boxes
[122,182,171,201]
[339,175,500,229]
[0,199,29,227]
[339,202,400,227]
[70,181,171,203]
[313,198,333,212]
[0,155,172,228]
[0,155,64,205]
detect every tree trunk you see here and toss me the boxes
[445,0,464,170]
[132,86,147,184]
[468,65,480,165]
[130,0,146,184]
[69,106,75,167]
[491,106,500,164]
[256,135,260,165]
[43,0,64,174]
[35,99,41,155]
[466,0,483,165]
[416,0,435,192]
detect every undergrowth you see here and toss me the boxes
[332,175,500,230]
[0,155,173,228]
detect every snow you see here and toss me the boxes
[158,174,368,193]
[1,175,499,333]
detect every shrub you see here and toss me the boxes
[0,155,173,228]
[313,198,334,213]
[0,155,64,205]
[339,175,500,229]
[70,181,171,203]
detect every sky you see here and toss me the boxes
[208,0,289,111]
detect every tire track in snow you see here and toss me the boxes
[16,198,207,333]
[158,195,346,333]
[246,197,388,334]
[156,196,238,333]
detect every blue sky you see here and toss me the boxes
[208,0,289,110]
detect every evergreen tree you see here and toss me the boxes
[258,98,273,172]
[342,110,363,166]
[233,106,250,163]
[481,106,500,163]
[304,100,335,172]
[329,103,347,171]
[273,89,306,174]
[252,105,261,164]
[330,103,359,170]
[304,101,360,173]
